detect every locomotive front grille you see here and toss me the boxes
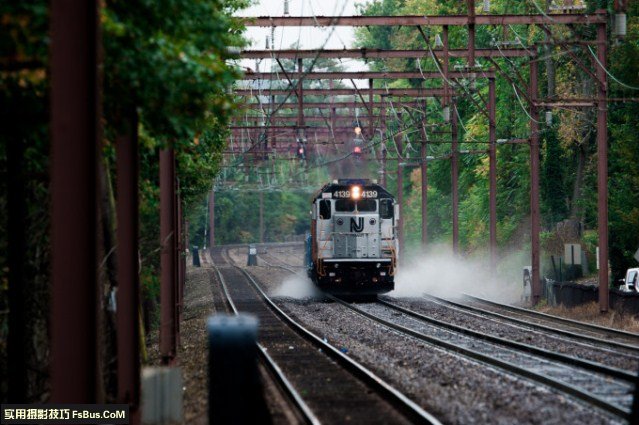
[332,214,380,259]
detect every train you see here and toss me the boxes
[305,179,399,295]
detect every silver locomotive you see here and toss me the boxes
[305,179,399,295]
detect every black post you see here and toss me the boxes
[192,246,201,267]
[632,366,639,425]
[208,314,268,424]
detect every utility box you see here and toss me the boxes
[522,266,532,303]
[247,244,258,266]
[141,367,183,424]
[564,244,582,265]
[564,243,583,280]
[192,245,201,267]
[208,314,268,424]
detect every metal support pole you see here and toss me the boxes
[419,124,428,248]
[443,26,449,108]
[7,103,27,403]
[185,220,190,253]
[530,60,542,306]
[259,191,264,243]
[368,78,374,141]
[270,94,276,148]
[596,22,609,313]
[381,105,387,187]
[50,0,99,402]
[214,189,215,249]
[451,103,460,254]
[467,0,476,68]
[176,186,183,331]
[297,58,304,129]
[395,128,404,255]
[489,78,497,273]
[160,148,177,364]
[381,147,387,187]
[116,110,140,422]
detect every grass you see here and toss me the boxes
[537,302,639,334]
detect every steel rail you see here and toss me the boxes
[223,253,442,424]
[257,252,638,408]
[463,294,639,348]
[423,294,639,360]
[242,13,607,27]
[327,296,631,420]
[376,298,636,381]
[212,264,321,425]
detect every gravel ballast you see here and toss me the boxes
[232,245,627,424]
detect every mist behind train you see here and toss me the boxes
[390,244,528,304]
[274,273,323,299]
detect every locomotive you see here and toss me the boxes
[305,179,399,295]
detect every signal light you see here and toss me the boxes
[296,140,306,160]
[353,146,362,154]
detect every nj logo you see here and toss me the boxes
[350,217,364,233]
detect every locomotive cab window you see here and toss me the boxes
[380,199,394,219]
[335,199,356,212]
[319,200,331,219]
[356,199,377,212]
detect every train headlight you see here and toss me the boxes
[351,186,361,200]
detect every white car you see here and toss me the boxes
[620,268,639,292]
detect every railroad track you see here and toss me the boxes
[456,294,639,350]
[204,250,319,425]
[414,294,639,372]
[254,249,635,420]
[209,247,442,424]
[329,296,634,420]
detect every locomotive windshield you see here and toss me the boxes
[335,199,376,212]
[357,200,376,212]
[335,199,355,212]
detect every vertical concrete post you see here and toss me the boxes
[116,110,140,423]
[489,78,497,273]
[50,0,100,402]
[160,148,177,364]
[596,21,609,313]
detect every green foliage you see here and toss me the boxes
[209,190,312,245]
[354,0,639,279]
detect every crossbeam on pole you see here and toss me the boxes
[240,71,496,80]
[242,13,605,27]
[234,88,446,96]
[239,48,533,59]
